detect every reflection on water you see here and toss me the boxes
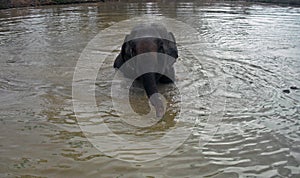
[0,1,300,177]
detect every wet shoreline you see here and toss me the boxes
[1,0,300,10]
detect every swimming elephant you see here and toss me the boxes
[113,23,178,117]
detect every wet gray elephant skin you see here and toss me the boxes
[113,23,178,117]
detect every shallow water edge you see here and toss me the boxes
[1,0,300,10]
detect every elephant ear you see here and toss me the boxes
[113,35,133,69]
[166,32,178,59]
[113,53,123,69]
[115,35,137,78]
[161,32,178,68]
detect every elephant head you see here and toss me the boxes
[113,24,178,117]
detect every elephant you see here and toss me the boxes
[113,23,178,117]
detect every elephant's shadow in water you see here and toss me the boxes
[113,23,179,118]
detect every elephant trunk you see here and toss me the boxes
[142,73,164,117]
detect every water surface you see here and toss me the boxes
[0,1,300,177]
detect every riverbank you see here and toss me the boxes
[0,0,105,9]
[1,0,300,9]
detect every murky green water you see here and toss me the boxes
[0,1,300,177]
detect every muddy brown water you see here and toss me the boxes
[0,1,300,177]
